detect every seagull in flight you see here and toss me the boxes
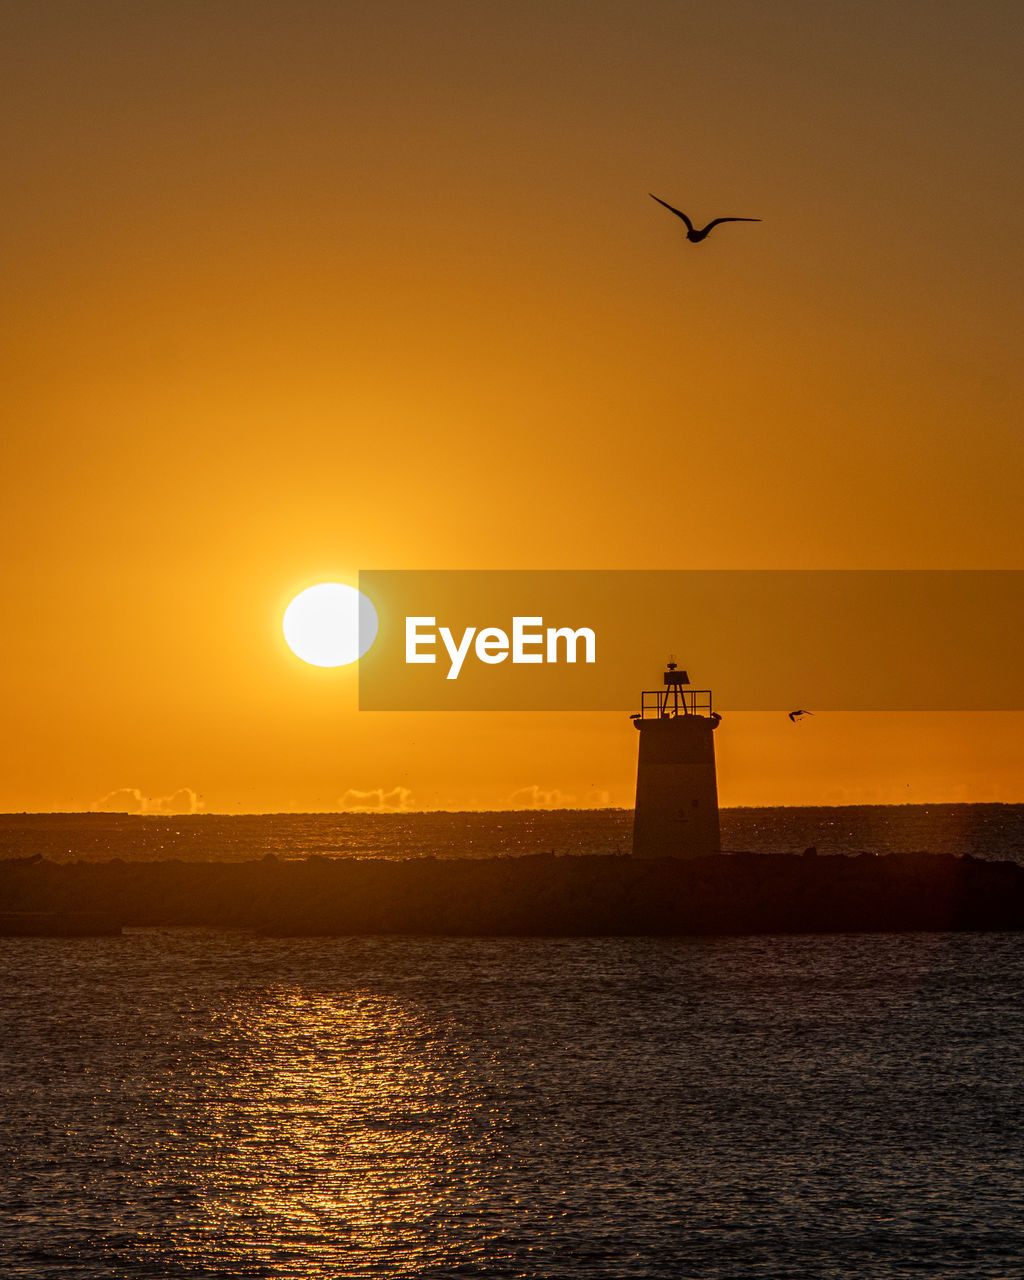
[788,709,814,723]
[650,194,760,243]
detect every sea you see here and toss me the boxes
[2,806,1024,1278]
[3,803,1024,864]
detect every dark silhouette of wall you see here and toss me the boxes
[3,852,1024,935]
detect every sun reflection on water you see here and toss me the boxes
[145,987,511,1276]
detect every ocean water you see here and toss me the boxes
[3,804,1024,864]
[3,809,1024,1276]
[2,928,1023,1278]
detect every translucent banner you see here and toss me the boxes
[356,570,1024,711]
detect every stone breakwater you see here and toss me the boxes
[3,852,1024,935]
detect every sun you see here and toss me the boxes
[282,583,378,668]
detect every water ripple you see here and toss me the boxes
[2,930,1023,1277]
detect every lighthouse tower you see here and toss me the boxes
[631,661,721,858]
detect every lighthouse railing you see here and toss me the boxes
[638,689,713,718]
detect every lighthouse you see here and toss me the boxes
[631,661,721,858]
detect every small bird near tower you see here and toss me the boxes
[631,661,722,859]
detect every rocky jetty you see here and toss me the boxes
[0,910,123,936]
[2,852,1024,936]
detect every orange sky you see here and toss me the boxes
[2,1,1022,812]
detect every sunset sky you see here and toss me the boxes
[2,0,1022,812]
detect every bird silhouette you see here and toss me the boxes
[788,709,814,722]
[650,194,760,242]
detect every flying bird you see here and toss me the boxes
[788,709,814,722]
[649,194,760,242]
